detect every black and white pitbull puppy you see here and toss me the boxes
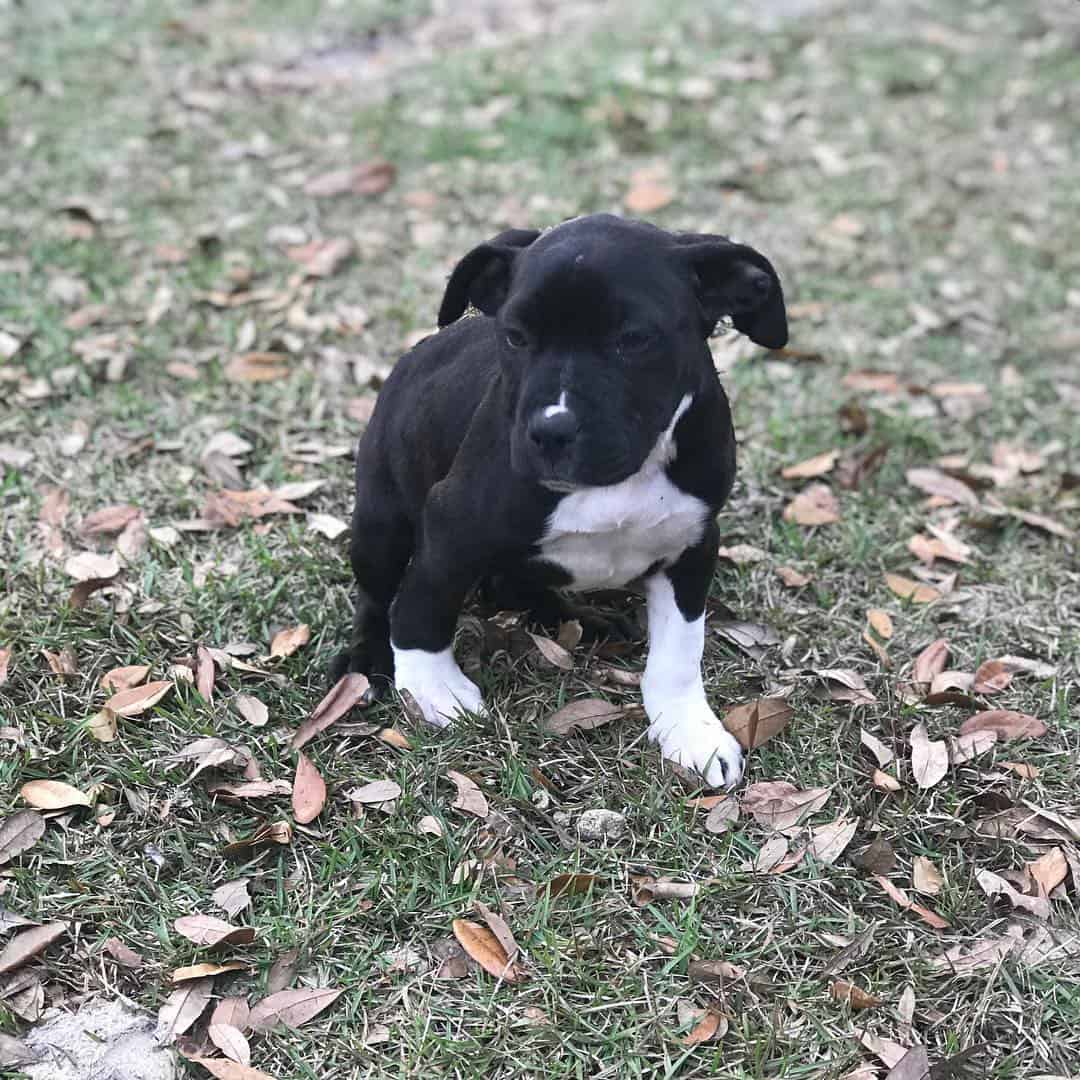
[332,213,787,788]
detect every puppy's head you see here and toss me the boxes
[438,214,787,489]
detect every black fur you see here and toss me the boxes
[332,213,787,688]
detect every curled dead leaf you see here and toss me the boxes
[885,573,940,604]
[909,724,948,789]
[270,624,310,659]
[783,483,840,526]
[546,873,602,898]
[173,915,256,949]
[104,680,172,717]
[544,698,623,736]
[447,770,489,819]
[960,710,1046,741]
[291,673,370,750]
[20,780,92,810]
[451,918,525,983]
[292,752,326,824]
[720,697,793,750]
[829,979,881,1009]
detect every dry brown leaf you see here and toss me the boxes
[886,1046,931,1080]
[677,1001,726,1045]
[783,483,840,526]
[285,237,354,278]
[971,658,1016,694]
[233,694,268,727]
[866,609,894,639]
[104,680,172,717]
[172,961,249,982]
[447,770,489,819]
[716,543,767,564]
[303,160,396,197]
[207,780,292,801]
[544,698,623,736]
[875,875,950,929]
[0,646,10,686]
[222,820,292,858]
[905,467,978,507]
[377,727,411,750]
[1010,508,1074,539]
[20,779,92,810]
[885,573,941,604]
[173,915,256,949]
[207,1024,252,1067]
[1001,761,1040,780]
[873,769,902,792]
[1026,848,1068,898]
[42,647,78,677]
[100,665,150,692]
[781,449,839,480]
[85,708,118,742]
[157,977,214,1042]
[527,632,573,670]
[976,868,1050,918]
[248,986,344,1031]
[816,667,877,704]
[196,645,216,702]
[186,1057,273,1080]
[0,923,66,975]
[908,531,971,565]
[720,698,794,750]
[451,918,526,983]
[212,880,252,919]
[81,503,141,536]
[775,565,812,588]
[829,979,881,1009]
[910,724,949,789]
[860,728,894,767]
[960,710,1046,740]
[291,752,326,824]
[929,930,1021,974]
[224,352,291,383]
[417,815,444,838]
[104,937,144,968]
[807,817,859,864]
[741,782,831,831]
[270,624,310,659]
[704,798,740,835]
[0,811,45,865]
[210,997,250,1032]
[687,959,745,985]
[474,901,520,965]
[348,779,402,806]
[912,638,950,689]
[546,873,602,898]
[266,948,301,995]
[291,673,370,750]
[912,855,944,895]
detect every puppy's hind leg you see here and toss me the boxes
[330,488,413,695]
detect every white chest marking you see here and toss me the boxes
[536,395,707,590]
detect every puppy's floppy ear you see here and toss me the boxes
[437,228,542,327]
[674,233,788,349]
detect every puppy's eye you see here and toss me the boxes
[617,328,654,352]
[504,327,529,350]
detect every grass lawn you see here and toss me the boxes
[1,0,1078,1077]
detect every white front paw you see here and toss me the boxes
[393,645,484,729]
[646,697,745,789]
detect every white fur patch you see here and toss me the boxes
[543,392,569,419]
[536,395,706,590]
[641,574,744,788]
[392,645,484,728]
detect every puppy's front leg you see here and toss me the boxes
[388,495,485,728]
[642,528,745,789]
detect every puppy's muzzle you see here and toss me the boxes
[526,406,579,460]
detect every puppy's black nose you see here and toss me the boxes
[527,408,579,457]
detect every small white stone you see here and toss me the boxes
[576,808,627,842]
